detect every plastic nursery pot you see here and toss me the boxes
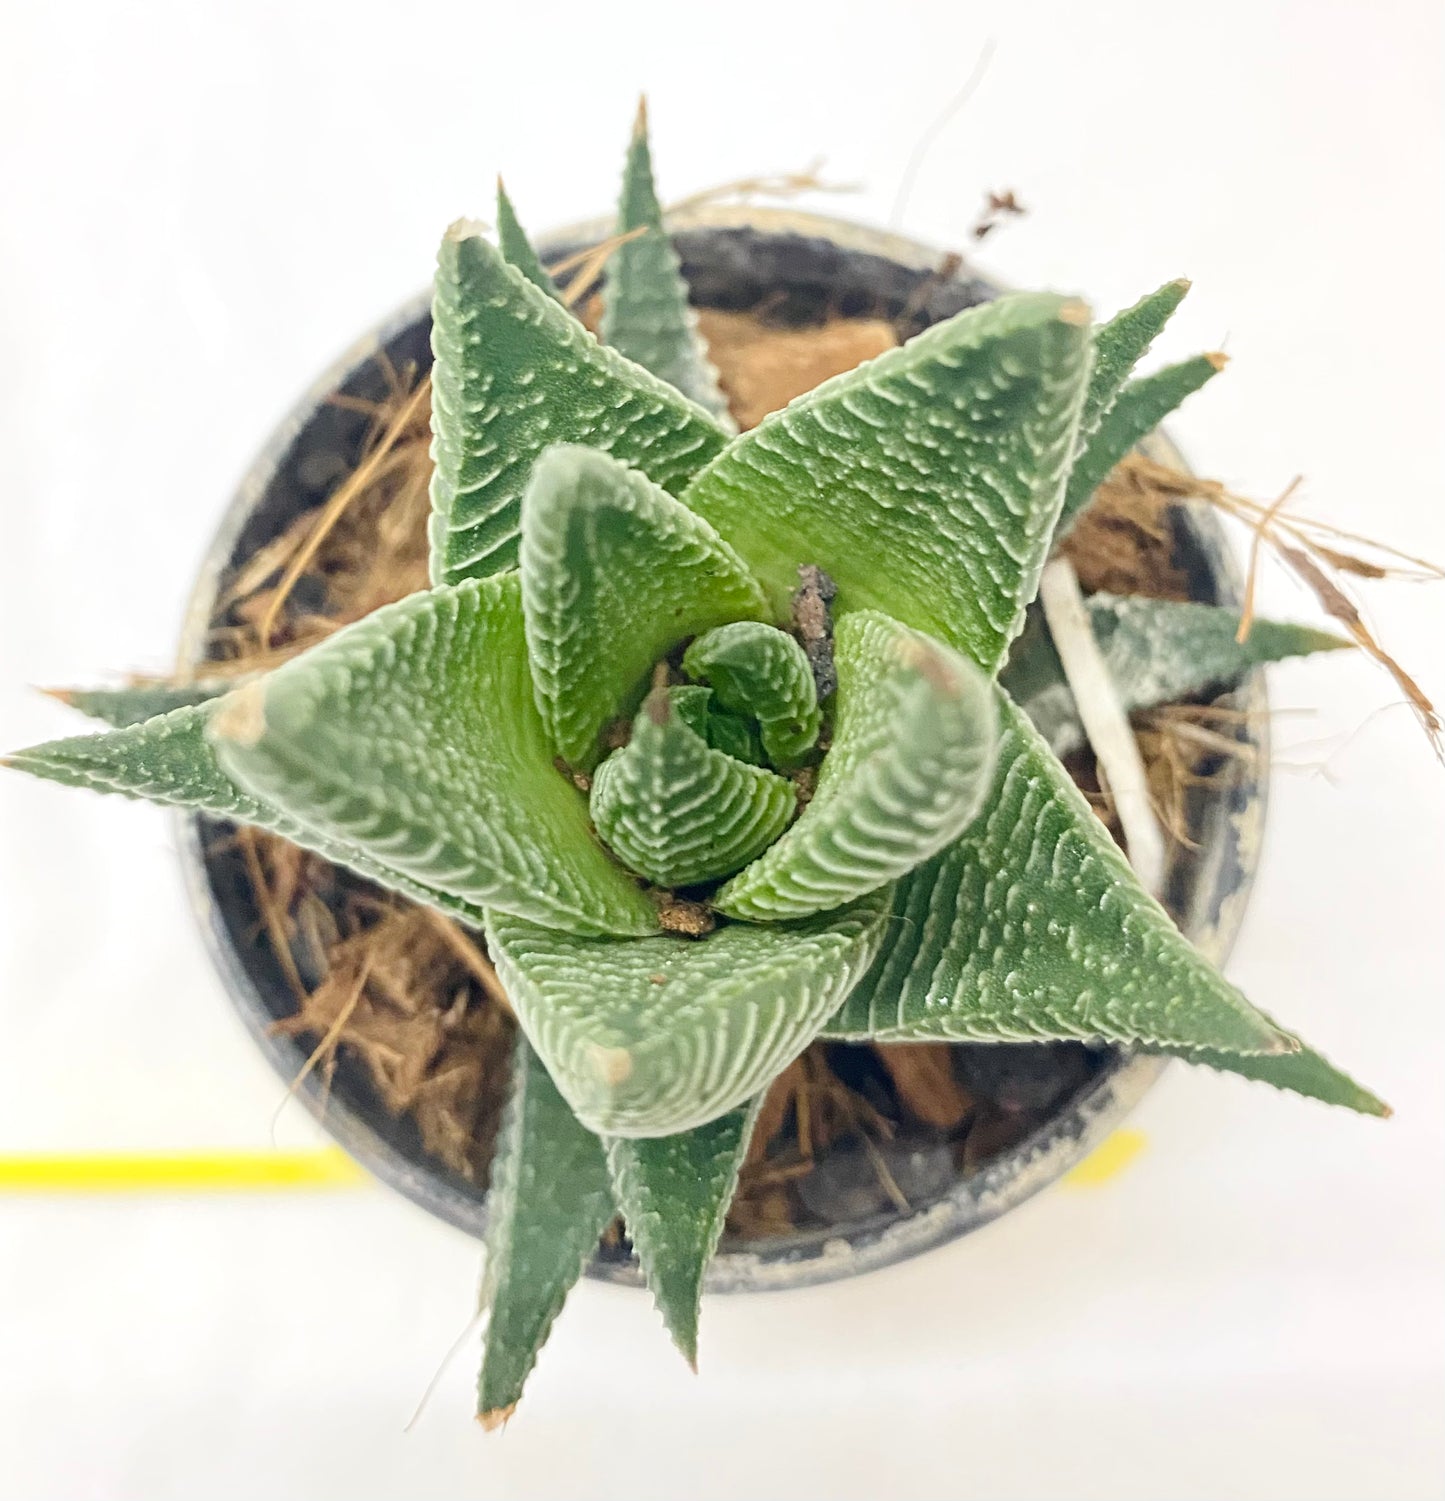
[178,207,1269,1292]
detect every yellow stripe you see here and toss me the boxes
[0,1149,370,1193]
[1,1132,1143,1197]
[1063,1128,1148,1188]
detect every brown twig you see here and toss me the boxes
[256,376,431,646]
[418,907,514,1017]
[237,826,305,1003]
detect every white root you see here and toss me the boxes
[1038,557,1167,897]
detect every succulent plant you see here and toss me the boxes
[9,106,1386,1426]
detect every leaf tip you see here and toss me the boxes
[445,216,489,245]
[477,1403,516,1433]
[1205,351,1229,372]
[895,635,963,698]
[1058,297,1092,328]
[632,93,649,139]
[1171,276,1192,294]
[589,1044,634,1088]
[37,686,77,707]
[209,680,268,748]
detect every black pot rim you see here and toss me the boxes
[176,207,1269,1293]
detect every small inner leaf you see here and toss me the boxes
[824,689,1294,1057]
[604,1101,759,1368]
[714,612,998,923]
[519,444,769,770]
[680,291,1094,673]
[682,621,820,766]
[658,684,764,762]
[591,686,796,888]
[484,890,890,1137]
[210,572,659,938]
[599,101,732,422]
[477,1038,616,1428]
[1057,353,1226,537]
[427,224,728,587]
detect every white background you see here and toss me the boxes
[2,2,1442,1497]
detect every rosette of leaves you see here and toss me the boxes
[10,107,1386,1426]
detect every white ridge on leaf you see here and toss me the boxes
[210,573,659,938]
[824,689,1294,1057]
[485,890,890,1137]
[427,226,728,587]
[680,291,1094,673]
[599,99,734,425]
[714,612,998,922]
[519,444,769,770]
[590,688,796,888]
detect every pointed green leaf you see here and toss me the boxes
[1003,595,1351,758]
[666,683,713,735]
[714,613,998,923]
[704,704,766,766]
[48,678,235,729]
[6,703,488,926]
[494,179,562,301]
[1155,1022,1389,1116]
[604,1102,758,1367]
[659,684,764,763]
[591,686,795,887]
[1058,353,1225,535]
[485,889,890,1136]
[210,573,658,938]
[478,1038,615,1428]
[519,444,769,769]
[428,224,729,587]
[824,690,1293,1057]
[599,103,732,423]
[680,292,1093,673]
[1081,278,1191,441]
[682,622,820,766]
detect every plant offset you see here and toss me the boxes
[11,108,1388,1424]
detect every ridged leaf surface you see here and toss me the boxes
[427,225,728,586]
[591,688,795,887]
[51,678,234,729]
[825,691,1293,1056]
[604,1102,758,1366]
[1059,353,1224,534]
[477,1038,615,1428]
[1079,278,1190,443]
[1003,595,1350,757]
[1153,1022,1388,1116]
[714,612,998,922]
[494,180,561,300]
[210,573,658,937]
[519,445,768,769]
[6,704,487,926]
[682,622,820,766]
[680,292,1093,672]
[485,890,890,1136]
[599,105,731,422]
